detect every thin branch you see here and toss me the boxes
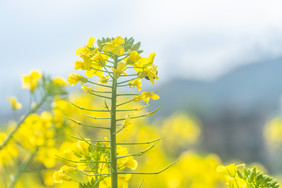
[8,149,37,188]
[118,160,178,175]
[138,179,144,188]
[88,81,112,88]
[67,134,164,145]
[117,137,164,145]
[116,109,140,112]
[117,141,159,159]
[90,67,113,74]
[88,91,112,100]
[67,100,110,112]
[116,105,163,121]
[116,99,133,107]
[117,93,139,96]
[113,126,125,135]
[55,155,110,164]
[117,54,130,62]
[126,67,144,69]
[117,78,138,85]
[65,116,111,130]
[104,66,114,80]
[117,84,129,87]
[84,114,111,120]
[105,65,114,69]
[91,90,112,94]
[77,133,110,149]
[79,170,110,177]
[119,74,137,77]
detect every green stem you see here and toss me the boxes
[110,56,118,188]
[8,149,37,188]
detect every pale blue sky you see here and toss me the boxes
[1,0,282,114]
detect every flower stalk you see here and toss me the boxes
[110,55,119,188]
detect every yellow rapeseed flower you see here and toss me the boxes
[111,62,127,78]
[143,64,159,84]
[133,91,159,104]
[22,70,42,92]
[98,75,109,84]
[75,36,95,55]
[71,140,89,158]
[67,73,88,86]
[217,164,246,188]
[134,53,159,84]
[103,36,125,56]
[7,96,22,110]
[124,51,141,65]
[74,60,85,70]
[87,36,95,48]
[129,78,142,91]
[53,168,72,183]
[91,51,108,67]
[81,85,92,94]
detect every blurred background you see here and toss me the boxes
[2,0,282,186]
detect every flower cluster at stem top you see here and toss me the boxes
[67,36,159,99]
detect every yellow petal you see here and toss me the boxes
[87,36,95,48]
[114,36,125,44]
[151,94,160,100]
[75,47,86,55]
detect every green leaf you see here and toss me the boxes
[131,42,141,51]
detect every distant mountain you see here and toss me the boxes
[158,57,282,117]
[154,57,282,172]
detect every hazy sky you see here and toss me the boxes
[1,0,282,108]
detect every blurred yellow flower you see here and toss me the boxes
[0,132,18,165]
[71,140,89,158]
[7,96,22,110]
[53,169,71,183]
[264,117,282,148]
[22,70,42,92]
[52,77,67,86]
[161,113,201,153]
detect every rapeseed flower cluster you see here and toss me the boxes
[68,36,159,92]
[0,71,69,188]
[217,164,279,188]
